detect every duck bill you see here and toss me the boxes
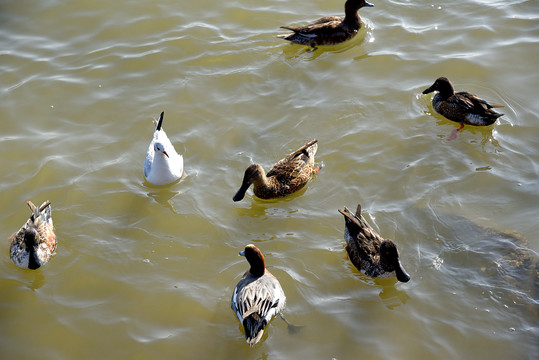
[422,84,435,94]
[233,180,251,202]
[395,261,410,282]
[365,1,374,7]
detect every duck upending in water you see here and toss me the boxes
[338,204,410,282]
[233,140,320,201]
[144,111,184,186]
[231,244,286,347]
[422,77,504,138]
[9,200,56,270]
[277,0,374,48]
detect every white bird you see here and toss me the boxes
[144,112,184,185]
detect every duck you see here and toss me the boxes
[231,244,286,347]
[277,0,374,48]
[233,139,320,202]
[422,77,504,136]
[338,204,410,282]
[144,111,184,186]
[9,200,56,270]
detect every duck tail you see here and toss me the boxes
[338,204,373,238]
[26,200,39,221]
[303,139,318,148]
[243,317,267,347]
[355,204,362,218]
[486,108,504,120]
[26,200,52,226]
[297,139,318,157]
[279,25,298,32]
[38,200,52,213]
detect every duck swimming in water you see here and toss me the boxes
[422,77,503,139]
[277,0,374,49]
[338,204,410,282]
[233,140,320,201]
[9,200,56,270]
[231,244,286,346]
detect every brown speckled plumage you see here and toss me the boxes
[9,200,56,270]
[277,0,374,48]
[233,140,320,201]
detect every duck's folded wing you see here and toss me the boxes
[267,140,317,178]
[339,207,380,255]
[452,92,481,112]
[282,17,342,33]
[234,278,282,322]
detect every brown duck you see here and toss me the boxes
[422,77,504,135]
[9,200,57,270]
[277,0,374,49]
[338,204,410,282]
[233,140,320,201]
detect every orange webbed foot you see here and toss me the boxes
[448,123,465,140]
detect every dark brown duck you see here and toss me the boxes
[422,77,504,132]
[339,204,410,282]
[277,0,374,48]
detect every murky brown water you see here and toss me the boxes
[1,0,537,359]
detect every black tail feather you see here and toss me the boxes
[156,112,164,131]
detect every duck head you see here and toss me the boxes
[24,227,42,270]
[233,164,266,202]
[379,240,410,282]
[422,77,455,98]
[347,0,374,12]
[240,244,266,277]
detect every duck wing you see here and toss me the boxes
[281,16,343,33]
[232,273,285,346]
[338,205,380,267]
[266,140,317,177]
[453,92,504,116]
[266,140,317,188]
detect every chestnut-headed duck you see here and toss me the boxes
[233,140,321,201]
[338,204,410,282]
[277,0,374,49]
[9,200,56,270]
[231,244,286,346]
